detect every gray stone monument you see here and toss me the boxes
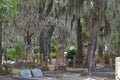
[115,57,120,80]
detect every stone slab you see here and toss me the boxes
[31,69,43,77]
[20,70,32,78]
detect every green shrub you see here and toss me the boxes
[34,46,39,54]
[50,51,56,58]
[66,49,76,60]
[51,45,56,52]
[5,42,25,60]
[50,45,56,58]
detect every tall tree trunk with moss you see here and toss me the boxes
[0,22,2,64]
[40,26,55,63]
[76,17,83,65]
[86,0,100,73]
[40,31,46,61]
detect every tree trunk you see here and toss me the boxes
[86,0,100,73]
[40,31,46,61]
[86,29,97,73]
[76,17,83,65]
[40,26,55,63]
[0,22,2,65]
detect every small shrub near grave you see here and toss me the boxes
[66,49,77,66]
[0,63,12,75]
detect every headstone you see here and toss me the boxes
[31,69,43,77]
[115,57,120,80]
[56,45,65,67]
[20,70,32,78]
[26,45,33,63]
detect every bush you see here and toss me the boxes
[34,46,39,54]
[4,42,25,60]
[65,49,77,66]
[66,49,76,60]
[50,45,56,58]
[50,51,56,58]
[50,45,56,52]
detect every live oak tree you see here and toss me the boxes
[0,0,18,64]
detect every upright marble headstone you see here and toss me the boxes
[20,70,32,78]
[56,45,64,67]
[26,45,33,63]
[31,69,43,77]
[115,57,120,80]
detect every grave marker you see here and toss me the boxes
[26,45,33,63]
[115,57,120,80]
[31,69,43,77]
[20,70,32,78]
[56,45,64,67]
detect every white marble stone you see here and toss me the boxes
[115,57,120,80]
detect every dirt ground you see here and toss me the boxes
[0,75,114,80]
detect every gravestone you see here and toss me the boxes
[20,70,32,78]
[55,45,66,71]
[31,69,43,77]
[26,45,33,63]
[115,57,120,80]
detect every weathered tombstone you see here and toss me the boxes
[115,57,120,80]
[55,45,66,71]
[31,69,43,77]
[26,45,33,63]
[20,70,32,78]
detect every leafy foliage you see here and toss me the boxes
[0,0,19,20]
[66,49,76,60]
[5,42,25,60]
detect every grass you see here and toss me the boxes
[50,52,56,58]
